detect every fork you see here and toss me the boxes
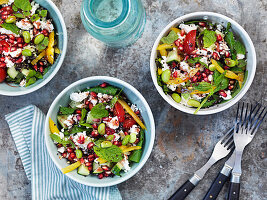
[169,128,234,200]
[227,103,267,200]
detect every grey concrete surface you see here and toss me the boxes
[0,0,266,199]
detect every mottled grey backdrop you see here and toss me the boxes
[0,0,266,199]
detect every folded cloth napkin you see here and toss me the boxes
[5,105,122,200]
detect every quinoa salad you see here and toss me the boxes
[156,21,247,114]
[49,83,146,179]
[0,0,60,86]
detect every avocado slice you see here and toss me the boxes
[57,115,68,129]
[166,49,182,64]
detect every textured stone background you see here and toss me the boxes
[0,0,266,199]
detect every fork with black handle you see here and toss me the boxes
[169,128,234,200]
[227,103,266,200]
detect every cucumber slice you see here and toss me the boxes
[77,164,90,176]
[111,162,123,176]
[21,68,30,76]
[93,166,103,174]
[7,66,19,79]
[93,162,100,171]
[57,115,68,129]
[166,50,181,63]
[69,100,81,109]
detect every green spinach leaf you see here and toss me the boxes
[59,107,75,115]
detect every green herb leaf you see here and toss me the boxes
[12,4,18,12]
[25,77,36,87]
[39,9,47,17]
[188,57,208,68]
[80,123,92,128]
[225,32,236,58]
[35,71,43,79]
[59,107,75,115]
[23,11,30,16]
[14,0,32,11]
[30,14,40,22]
[160,30,178,44]
[234,40,246,55]
[237,59,247,68]
[194,88,214,114]
[110,89,123,108]
[85,86,119,96]
[193,82,213,91]
[79,108,88,124]
[69,125,87,134]
[26,69,36,79]
[1,23,19,35]
[14,13,25,18]
[202,29,216,48]
[50,134,74,147]
[90,103,109,119]
[226,22,231,32]
[94,145,123,162]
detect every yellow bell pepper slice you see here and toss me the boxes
[0,0,9,4]
[61,161,81,174]
[46,47,54,64]
[211,59,224,73]
[170,27,180,34]
[119,145,127,151]
[159,49,167,57]
[167,77,189,85]
[225,70,239,80]
[117,99,146,130]
[122,146,141,153]
[157,43,174,51]
[48,31,55,48]
[49,117,59,134]
[158,68,163,75]
[31,50,46,65]
[237,72,244,88]
[98,157,108,164]
[55,47,60,54]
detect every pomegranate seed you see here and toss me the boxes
[70,153,76,159]
[8,39,15,44]
[0,62,6,68]
[224,65,230,70]
[33,65,38,71]
[88,102,93,110]
[10,46,17,52]
[102,117,109,121]
[41,29,49,37]
[173,71,178,78]
[191,76,197,83]
[135,110,140,115]
[62,152,67,158]
[91,92,97,97]
[178,44,183,51]
[98,174,104,179]
[39,61,44,66]
[0,57,5,62]
[171,61,177,68]
[124,131,128,136]
[39,66,43,73]
[92,123,98,129]
[88,166,93,171]
[91,130,99,137]
[102,166,109,171]
[88,157,94,162]
[204,77,208,82]
[94,153,99,158]
[193,55,197,58]
[174,39,180,46]
[8,34,15,40]
[228,85,234,90]
[184,55,189,61]
[15,58,23,63]
[202,73,207,78]
[100,82,107,88]
[0,35,7,39]
[67,156,73,162]
[113,141,122,146]
[16,37,23,43]
[199,22,206,27]
[180,29,185,36]
[204,68,210,74]
[87,142,94,150]
[219,90,227,97]
[1,15,8,20]
[75,109,81,114]
[104,172,109,177]
[85,162,92,167]
[85,101,89,105]
[225,51,230,58]
[88,154,94,159]
[216,34,222,41]
[67,148,73,153]
[196,72,201,76]
[77,135,85,144]
[76,115,81,121]
[229,80,235,85]
[195,63,201,68]
[212,52,219,60]
[80,158,85,164]
[105,171,112,175]
[3,47,8,52]
[17,43,23,48]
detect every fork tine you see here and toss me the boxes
[220,126,234,143]
[226,141,235,150]
[234,103,240,133]
[238,102,245,132]
[249,103,262,126]
[247,103,260,130]
[250,107,266,135]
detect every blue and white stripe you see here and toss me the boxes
[5,105,122,200]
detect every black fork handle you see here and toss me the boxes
[169,179,196,200]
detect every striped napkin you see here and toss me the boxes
[5,105,122,200]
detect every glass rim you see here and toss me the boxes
[82,0,130,29]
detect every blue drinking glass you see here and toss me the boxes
[80,0,146,47]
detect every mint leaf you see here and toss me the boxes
[69,125,88,134]
[225,32,235,52]
[14,0,32,11]
[30,14,40,22]
[50,134,74,147]
[79,108,88,124]
[202,30,216,48]
[194,82,213,91]
[237,59,246,68]
[234,40,246,55]
[59,107,75,115]
[14,13,25,18]
[1,23,19,35]
[39,10,47,17]
[25,77,36,87]
[161,30,178,44]
[90,103,109,119]
[94,145,123,162]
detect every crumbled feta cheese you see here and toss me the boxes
[196,49,208,56]
[215,30,224,38]
[216,24,223,31]
[5,0,14,5]
[192,94,206,101]
[130,104,138,112]
[19,79,26,87]
[121,155,131,172]
[104,116,119,129]
[16,19,33,30]
[72,131,93,150]
[31,1,40,15]
[70,92,89,102]
[220,90,232,100]
[113,133,120,141]
[160,56,169,71]
[23,45,35,52]
[58,147,65,153]
[39,19,54,32]
[200,57,209,65]
[3,48,22,58]
[180,61,190,72]
[167,84,178,91]
[208,74,213,82]
[0,28,19,37]
[179,24,198,33]
[64,115,74,128]
[237,54,245,60]
[129,125,140,135]
[4,57,14,68]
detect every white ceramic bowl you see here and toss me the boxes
[45,76,155,187]
[150,12,256,115]
[0,0,67,96]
